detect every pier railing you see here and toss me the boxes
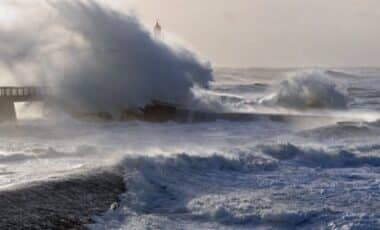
[0,87,49,121]
[0,87,49,99]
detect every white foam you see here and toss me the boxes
[260,70,349,110]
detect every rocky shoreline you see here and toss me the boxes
[0,169,125,230]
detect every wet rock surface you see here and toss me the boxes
[0,169,125,230]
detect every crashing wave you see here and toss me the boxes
[187,192,327,226]
[298,122,377,140]
[260,143,380,168]
[260,70,349,110]
[0,0,213,117]
[90,153,277,228]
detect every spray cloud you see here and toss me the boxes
[0,0,213,116]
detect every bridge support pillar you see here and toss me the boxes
[0,99,16,122]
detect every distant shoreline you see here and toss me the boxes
[0,168,125,229]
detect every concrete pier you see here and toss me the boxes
[0,87,47,122]
[0,99,16,122]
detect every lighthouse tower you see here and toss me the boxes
[154,20,162,38]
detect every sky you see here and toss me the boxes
[1,0,380,68]
[120,0,380,68]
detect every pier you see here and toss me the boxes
[0,87,338,124]
[0,87,48,122]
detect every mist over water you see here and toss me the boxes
[1,66,380,229]
[0,1,380,230]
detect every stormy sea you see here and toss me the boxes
[0,1,379,230]
[1,67,380,229]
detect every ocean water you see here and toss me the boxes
[1,68,380,229]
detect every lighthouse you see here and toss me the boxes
[154,20,162,38]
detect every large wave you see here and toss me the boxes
[90,147,380,229]
[0,0,213,116]
[260,70,349,110]
[260,143,380,168]
[90,153,278,229]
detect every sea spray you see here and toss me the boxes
[0,0,213,117]
[260,70,349,110]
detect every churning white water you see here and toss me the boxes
[0,68,379,229]
[0,1,379,229]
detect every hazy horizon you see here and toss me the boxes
[1,0,380,69]
[117,0,380,68]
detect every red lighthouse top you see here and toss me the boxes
[154,21,162,37]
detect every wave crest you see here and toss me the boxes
[188,192,326,226]
[260,70,349,110]
[261,143,380,168]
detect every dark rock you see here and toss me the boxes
[0,169,125,230]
